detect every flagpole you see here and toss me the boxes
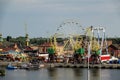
[97,27,101,80]
[87,42,91,80]
[99,27,105,80]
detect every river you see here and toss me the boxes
[0,68,120,80]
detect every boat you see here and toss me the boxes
[20,63,43,70]
[22,63,39,70]
[39,64,45,68]
[6,63,17,70]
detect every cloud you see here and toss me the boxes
[112,0,120,15]
[12,0,41,4]
[4,0,117,15]
[1,0,120,37]
[0,0,10,31]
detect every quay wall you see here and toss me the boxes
[0,62,29,67]
[46,63,120,69]
[1,62,120,69]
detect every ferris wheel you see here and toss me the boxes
[56,19,84,38]
[55,19,84,54]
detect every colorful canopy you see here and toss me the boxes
[75,48,85,54]
[47,48,55,54]
[96,50,100,55]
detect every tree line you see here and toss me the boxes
[1,36,120,47]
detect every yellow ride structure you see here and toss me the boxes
[24,23,30,46]
[85,26,100,54]
[0,33,3,46]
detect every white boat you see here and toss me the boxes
[6,63,17,70]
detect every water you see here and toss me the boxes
[0,68,120,80]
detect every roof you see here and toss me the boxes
[24,46,33,51]
[39,42,52,47]
[108,44,120,50]
[0,43,21,52]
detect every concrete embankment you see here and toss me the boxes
[1,62,120,69]
[0,62,29,67]
[46,63,120,69]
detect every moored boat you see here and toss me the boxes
[6,63,17,70]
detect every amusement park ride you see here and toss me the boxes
[0,33,3,46]
[86,26,110,63]
[47,19,110,63]
[24,23,30,47]
[48,19,84,54]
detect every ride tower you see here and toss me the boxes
[0,33,3,45]
[24,23,30,46]
[85,26,109,63]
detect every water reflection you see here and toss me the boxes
[47,68,88,80]
[73,68,87,80]
[46,68,101,80]
[73,68,83,76]
[90,69,100,80]
[47,68,58,80]
[0,68,120,80]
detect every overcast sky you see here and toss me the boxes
[0,0,120,38]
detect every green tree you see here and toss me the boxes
[6,36,12,42]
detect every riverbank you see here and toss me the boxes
[0,62,29,67]
[46,63,120,69]
[1,62,120,69]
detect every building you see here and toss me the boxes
[108,44,120,58]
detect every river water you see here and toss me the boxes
[0,68,120,80]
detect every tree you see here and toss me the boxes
[6,36,12,42]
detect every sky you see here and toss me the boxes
[0,0,120,38]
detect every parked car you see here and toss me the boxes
[109,56,119,64]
